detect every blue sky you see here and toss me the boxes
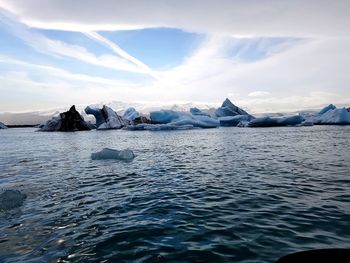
[0,1,350,113]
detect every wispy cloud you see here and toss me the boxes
[0,9,153,75]
[84,31,158,78]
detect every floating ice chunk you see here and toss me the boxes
[123,107,140,121]
[150,110,219,128]
[219,115,254,127]
[248,115,303,127]
[0,121,8,129]
[91,148,135,161]
[0,190,26,210]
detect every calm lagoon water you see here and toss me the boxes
[0,126,350,262]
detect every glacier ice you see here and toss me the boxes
[312,108,350,125]
[301,104,350,125]
[190,107,211,117]
[40,105,91,132]
[123,107,140,121]
[318,104,336,115]
[215,98,250,117]
[91,148,135,161]
[85,105,128,130]
[219,115,254,127]
[150,110,219,128]
[0,121,8,129]
[248,115,303,127]
[0,189,26,210]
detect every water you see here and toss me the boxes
[0,126,349,262]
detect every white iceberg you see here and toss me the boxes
[85,105,128,130]
[0,121,8,129]
[91,148,135,161]
[248,115,304,127]
[150,110,219,128]
[0,189,26,210]
[313,107,350,125]
[302,104,350,125]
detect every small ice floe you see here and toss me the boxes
[0,189,27,211]
[91,148,135,161]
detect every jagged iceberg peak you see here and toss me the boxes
[39,105,92,132]
[318,104,336,115]
[215,98,251,117]
[313,107,350,125]
[0,121,8,129]
[85,105,128,130]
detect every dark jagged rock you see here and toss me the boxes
[215,98,250,117]
[39,105,91,131]
[133,116,153,125]
[85,105,128,130]
[347,107,350,112]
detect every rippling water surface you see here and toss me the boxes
[1,127,350,262]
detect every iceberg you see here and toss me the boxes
[125,123,195,131]
[301,104,350,125]
[0,189,26,210]
[85,105,128,130]
[150,110,219,128]
[219,115,255,127]
[0,121,8,129]
[123,107,140,121]
[248,115,303,127]
[215,98,250,117]
[39,105,91,131]
[91,148,135,161]
[313,107,350,125]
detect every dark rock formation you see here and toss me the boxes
[40,105,91,131]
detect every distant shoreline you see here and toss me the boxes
[6,125,38,128]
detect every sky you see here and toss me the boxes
[0,0,350,113]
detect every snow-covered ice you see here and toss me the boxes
[91,148,135,161]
